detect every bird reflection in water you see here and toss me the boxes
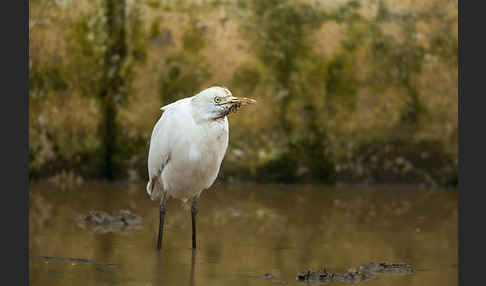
[145,250,198,286]
[190,250,197,286]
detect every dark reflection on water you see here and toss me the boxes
[29,182,457,286]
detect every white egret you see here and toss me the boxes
[146,86,256,250]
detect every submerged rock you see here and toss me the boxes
[359,262,416,274]
[297,262,415,283]
[76,210,143,233]
[261,273,273,279]
[296,268,374,283]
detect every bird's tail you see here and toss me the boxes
[146,178,162,201]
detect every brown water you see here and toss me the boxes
[29,182,457,286]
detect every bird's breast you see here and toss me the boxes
[188,144,201,162]
[163,120,228,196]
[192,123,228,165]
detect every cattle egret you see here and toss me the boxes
[146,86,256,250]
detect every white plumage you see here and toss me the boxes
[147,97,229,201]
[146,86,256,250]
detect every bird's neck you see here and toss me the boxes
[190,101,223,124]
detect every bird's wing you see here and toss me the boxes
[148,98,192,176]
[146,112,171,199]
[148,113,170,179]
[147,98,192,199]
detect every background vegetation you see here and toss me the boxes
[29,0,458,187]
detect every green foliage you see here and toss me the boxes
[30,0,151,180]
[231,65,261,95]
[159,17,211,104]
[243,0,324,84]
[331,0,426,126]
[68,3,107,96]
[241,0,326,130]
[126,2,149,66]
[29,67,68,99]
[145,0,160,9]
[182,18,206,54]
[149,17,161,39]
[429,23,458,67]
[325,54,357,116]
[327,0,361,22]
[68,0,148,102]
[238,0,337,182]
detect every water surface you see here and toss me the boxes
[29,182,457,286]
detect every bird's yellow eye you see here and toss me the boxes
[214,97,222,104]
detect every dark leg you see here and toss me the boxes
[191,196,199,249]
[157,191,168,250]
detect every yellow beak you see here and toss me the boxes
[223,96,257,106]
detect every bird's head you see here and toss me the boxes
[191,86,256,120]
